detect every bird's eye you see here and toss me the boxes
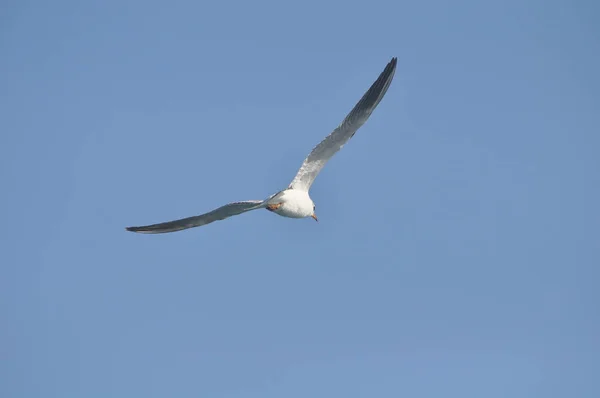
[313,205,316,210]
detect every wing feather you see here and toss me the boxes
[125,200,265,234]
[289,57,397,191]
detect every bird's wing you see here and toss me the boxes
[125,200,266,234]
[288,57,397,192]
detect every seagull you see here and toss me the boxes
[126,57,397,234]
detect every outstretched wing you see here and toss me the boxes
[289,57,397,191]
[125,200,266,234]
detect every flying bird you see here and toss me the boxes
[126,57,397,234]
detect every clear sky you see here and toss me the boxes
[2,0,599,397]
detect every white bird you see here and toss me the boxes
[126,57,397,234]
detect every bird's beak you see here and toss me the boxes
[311,213,318,222]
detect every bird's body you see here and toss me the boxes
[265,189,315,219]
[126,57,397,234]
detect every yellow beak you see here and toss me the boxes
[311,213,318,222]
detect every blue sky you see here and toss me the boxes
[1,0,599,397]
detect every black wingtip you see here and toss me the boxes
[388,57,398,72]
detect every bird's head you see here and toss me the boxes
[311,203,318,222]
